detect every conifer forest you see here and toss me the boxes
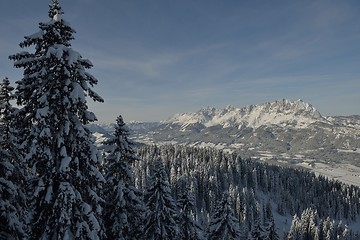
[1,1,359,239]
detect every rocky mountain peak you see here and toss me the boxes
[165,99,325,129]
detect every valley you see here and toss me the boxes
[90,99,360,187]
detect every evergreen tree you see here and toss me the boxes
[341,225,351,240]
[300,208,319,240]
[250,216,265,240]
[263,202,279,240]
[143,160,179,240]
[9,1,105,239]
[0,78,15,140]
[134,144,360,239]
[264,219,279,240]
[0,78,27,239]
[207,191,241,240]
[288,215,302,240]
[102,115,144,239]
[177,185,206,240]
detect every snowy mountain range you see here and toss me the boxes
[89,99,360,185]
[163,99,325,129]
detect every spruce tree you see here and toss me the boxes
[207,191,241,240]
[250,216,265,240]
[177,185,206,240]
[102,115,144,239]
[263,202,279,240]
[264,218,279,240]
[0,78,27,239]
[9,1,105,239]
[300,208,319,240]
[0,78,15,140]
[143,160,179,240]
[287,215,302,240]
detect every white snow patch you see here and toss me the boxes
[289,158,360,187]
[36,106,49,119]
[45,185,53,203]
[82,203,91,215]
[338,148,360,154]
[67,49,81,66]
[53,13,62,22]
[60,156,71,173]
[69,82,85,102]
[27,30,44,40]
[164,99,326,130]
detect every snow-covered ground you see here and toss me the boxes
[256,151,360,187]
[97,126,360,188]
[109,129,360,187]
[300,162,360,187]
[133,133,360,188]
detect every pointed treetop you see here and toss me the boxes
[0,77,14,92]
[116,115,125,126]
[49,0,64,20]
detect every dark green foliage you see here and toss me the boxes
[103,115,144,239]
[207,191,241,240]
[250,216,264,240]
[135,144,360,238]
[143,161,179,240]
[177,185,206,240]
[9,1,105,239]
[288,215,302,240]
[287,210,358,240]
[263,202,279,240]
[0,78,27,239]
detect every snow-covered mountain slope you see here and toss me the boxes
[163,99,326,129]
[90,99,360,174]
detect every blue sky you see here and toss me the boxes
[1,0,359,122]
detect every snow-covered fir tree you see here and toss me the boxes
[250,215,265,240]
[264,218,278,240]
[300,208,319,240]
[207,191,241,240]
[263,202,279,240]
[9,1,105,239]
[134,144,360,238]
[143,160,179,240]
[287,215,303,240]
[0,78,27,239]
[102,115,144,239]
[177,185,206,240]
[0,78,15,140]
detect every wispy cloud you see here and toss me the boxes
[1,0,359,122]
